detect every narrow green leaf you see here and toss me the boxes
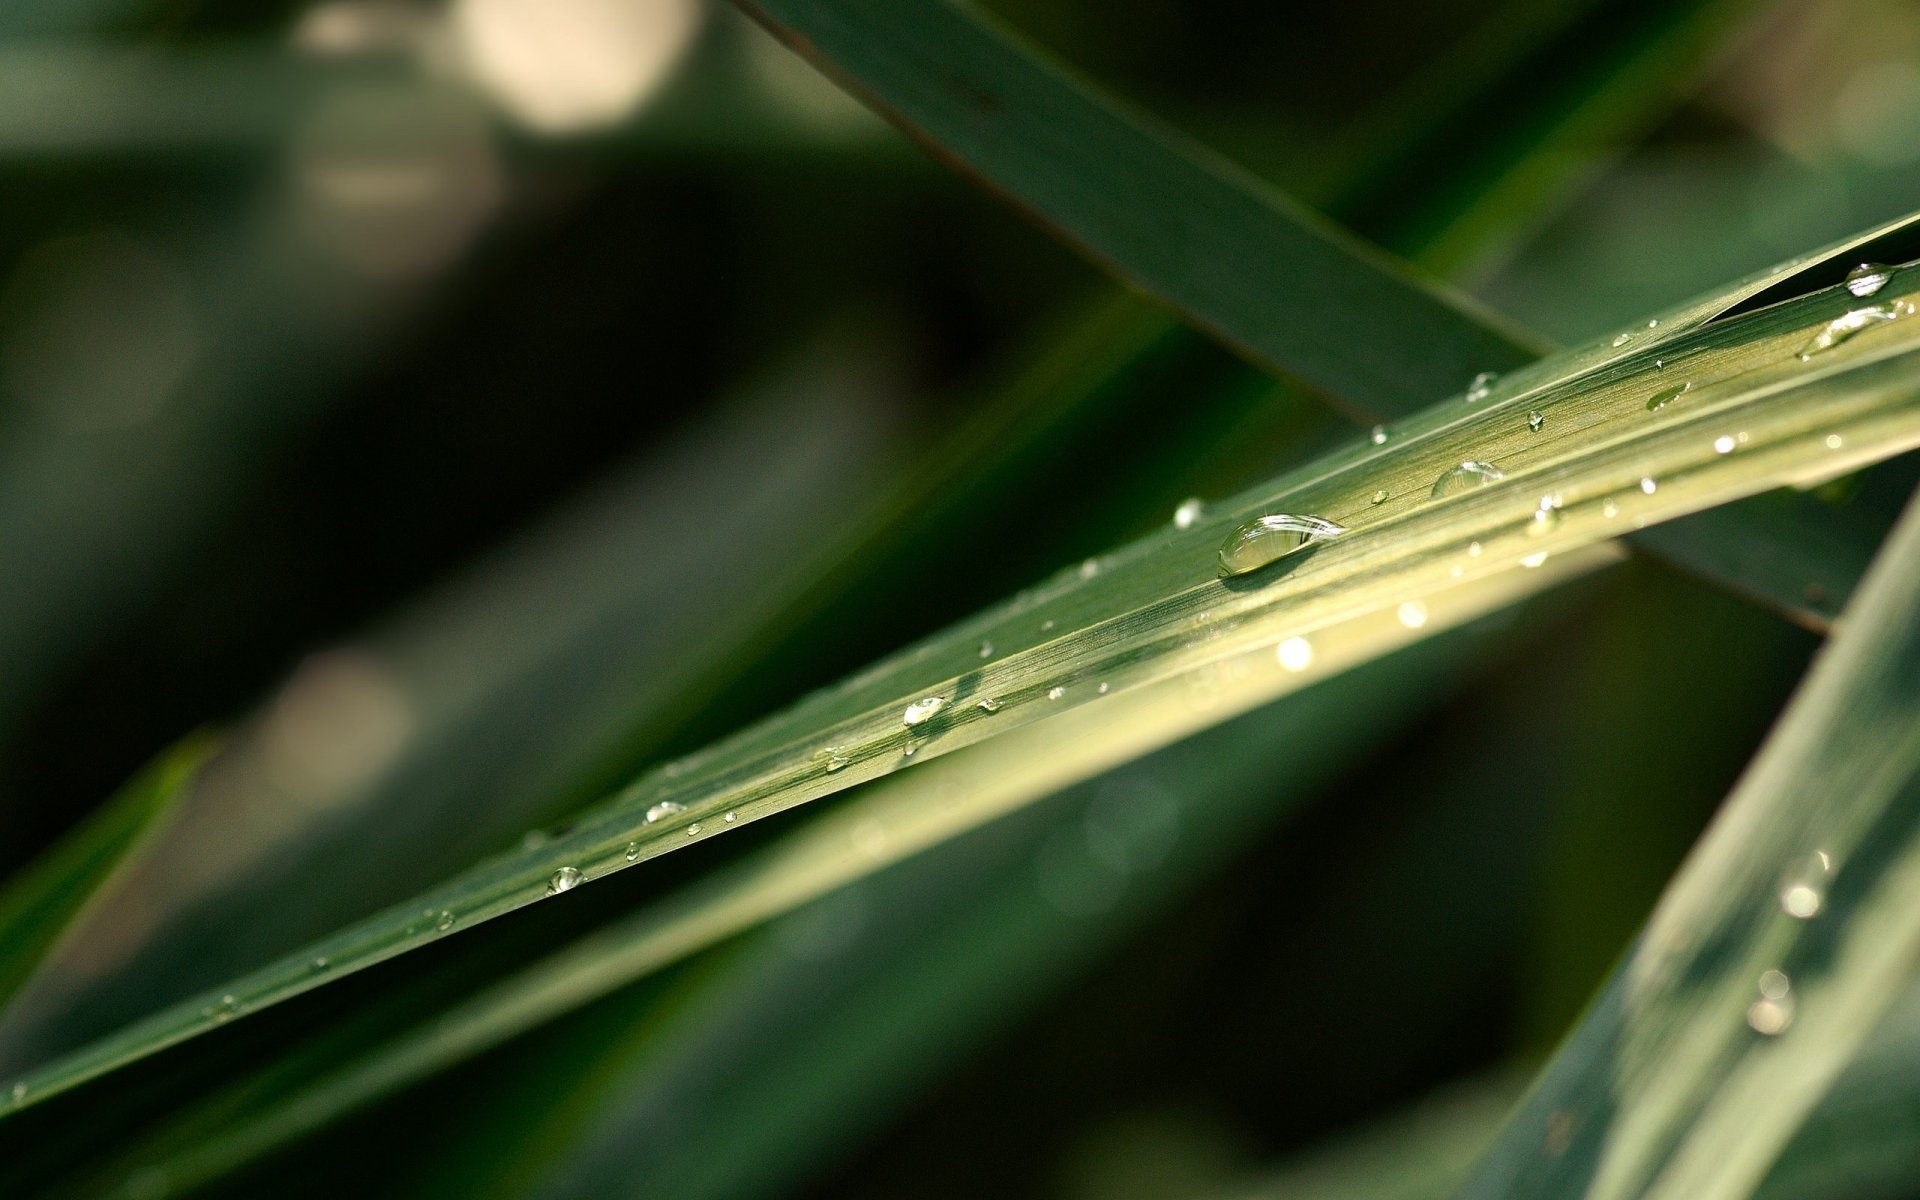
[1453,485,1920,1197]
[0,735,212,1013]
[8,248,1920,1113]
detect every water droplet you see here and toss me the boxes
[976,697,1002,713]
[1612,332,1633,347]
[1047,686,1066,701]
[1527,410,1545,433]
[1654,358,1665,370]
[1467,541,1483,557]
[687,823,702,836]
[9,1081,25,1106]
[625,840,641,861]
[311,956,329,972]
[1276,637,1313,671]
[1647,382,1690,411]
[646,800,686,823]
[1602,500,1620,519]
[1781,883,1820,918]
[1216,514,1347,576]
[521,829,550,851]
[1798,301,1911,358]
[1370,489,1388,505]
[1759,968,1791,999]
[206,994,241,1023]
[825,751,850,773]
[977,640,994,659]
[1431,461,1505,497]
[1647,318,1660,329]
[1097,682,1110,694]
[1714,435,1736,455]
[1748,970,1795,1035]
[1465,371,1498,402]
[1173,498,1205,529]
[1825,433,1844,450]
[1078,558,1100,579]
[1528,494,1563,538]
[903,696,947,726]
[1369,424,1389,445]
[436,910,455,932]
[1397,601,1428,628]
[724,810,737,823]
[1521,551,1549,569]
[1640,477,1658,495]
[902,744,917,758]
[547,866,582,895]
[1041,619,1055,632]
[1845,262,1893,298]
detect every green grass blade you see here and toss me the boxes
[0,736,212,1013]
[1452,489,1920,1197]
[9,251,1920,1114]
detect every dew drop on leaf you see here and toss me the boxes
[646,800,685,823]
[903,696,947,726]
[1465,371,1498,402]
[1216,514,1347,576]
[1527,410,1544,432]
[1798,301,1912,359]
[546,866,582,896]
[1430,461,1505,497]
[1647,382,1689,411]
[1173,497,1205,529]
[976,697,1002,713]
[1845,262,1893,298]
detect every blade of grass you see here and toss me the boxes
[8,247,1920,1112]
[1452,479,1920,1199]
[731,0,1906,628]
[55,552,1609,1197]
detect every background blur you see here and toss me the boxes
[4,0,1920,1196]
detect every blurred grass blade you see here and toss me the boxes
[1454,482,1920,1200]
[60,563,1602,1196]
[733,0,1542,410]
[9,253,1920,1113]
[730,0,1892,629]
[0,737,212,1012]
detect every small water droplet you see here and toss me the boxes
[976,697,1002,713]
[1647,382,1690,411]
[1654,358,1665,370]
[1277,637,1313,671]
[436,910,455,932]
[903,696,947,726]
[1759,968,1791,999]
[724,810,737,823]
[547,866,582,895]
[1369,424,1389,445]
[1467,541,1483,557]
[10,1082,25,1106]
[1216,514,1347,576]
[521,829,550,851]
[1647,318,1660,329]
[1825,433,1844,450]
[687,823,702,836]
[1096,682,1110,694]
[1845,262,1893,298]
[1798,301,1911,358]
[977,640,994,659]
[311,956,329,972]
[1521,551,1549,568]
[1370,489,1388,505]
[1528,494,1563,538]
[1465,371,1498,402]
[1602,500,1620,519]
[206,994,241,1023]
[625,841,641,861]
[1714,435,1736,455]
[1748,970,1795,1035]
[825,751,851,772]
[1781,883,1821,918]
[902,744,917,758]
[1078,558,1100,579]
[1526,410,1545,432]
[1640,477,1658,495]
[1612,332,1633,347]
[1047,686,1066,701]
[646,800,685,823]
[1041,619,1055,632]
[1398,600,1428,628]
[1173,498,1205,529]
[1431,461,1505,497]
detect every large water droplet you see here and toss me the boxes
[1276,637,1313,671]
[1845,262,1893,298]
[1465,371,1498,402]
[547,866,582,895]
[1430,461,1505,497]
[1216,514,1347,577]
[1173,498,1205,529]
[646,800,686,823]
[1647,382,1690,411]
[1798,301,1912,358]
[903,696,947,726]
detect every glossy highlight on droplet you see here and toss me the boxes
[1216,514,1347,577]
[1430,461,1505,497]
[903,696,947,726]
[546,866,582,895]
[1845,262,1893,298]
[646,800,685,824]
[1798,301,1912,359]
